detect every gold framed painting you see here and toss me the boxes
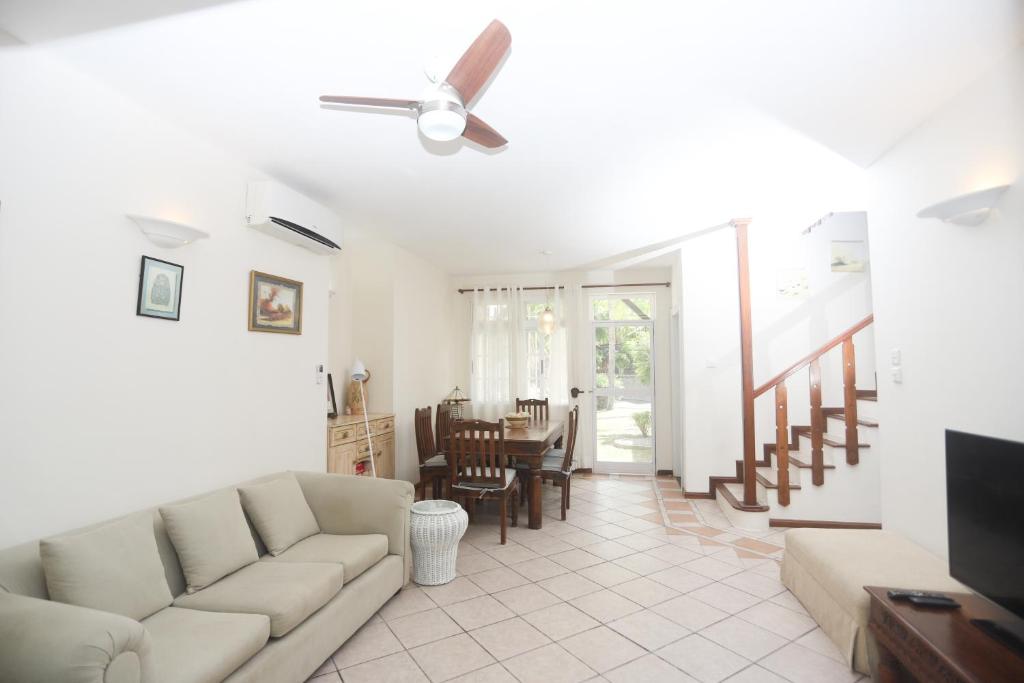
[248,270,303,334]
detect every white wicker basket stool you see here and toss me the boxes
[410,499,469,586]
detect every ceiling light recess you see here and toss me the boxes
[916,185,1011,226]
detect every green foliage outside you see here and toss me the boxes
[632,410,652,437]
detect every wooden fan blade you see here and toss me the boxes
[319,95,418,109]
[445,19,511,105]
[462,113,507,148]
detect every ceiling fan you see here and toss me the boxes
[320,19,511,148]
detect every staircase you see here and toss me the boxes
[710,315,882,530]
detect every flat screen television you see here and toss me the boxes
[946,429,1024,648]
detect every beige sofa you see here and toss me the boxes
[0,471,414,683]
[781,528,964,676]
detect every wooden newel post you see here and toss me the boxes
[809,358,825,486]
[775,382,790,506]
[842,338,859,465]
[733,218,757,507]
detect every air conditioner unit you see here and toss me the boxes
[245,180,342,255]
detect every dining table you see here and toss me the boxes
[504,419,563,530]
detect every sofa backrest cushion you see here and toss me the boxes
[238,474,320,556]
[160,489,258,594]
[39,512,173,621]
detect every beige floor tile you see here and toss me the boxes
[768,590,809,616]
[537,572,604,601]
[421,576,486,607]
[339,651,428,683]
[650,594,729,631]
[492,583,562,615]
[570,589,643,623]
[793,627,846,663]
[657,634,750,683]
[750,561,782,580]
[616,517,664,533]
[619,504,659,517]
[501,643,596,683]
[615,534,666,552]
[758,642,860,683]
[732,537,783,555]
[457,551,503,576]
[723,664,789,682]
[688,582,762,614]
[468,616,551,660]
[681,556,745,581]
[737,600,816,640]
[388,607,464,649]
[721,570,785,599]
[486,544,541,566]
[443,594,515,631]
[605,653,699,683]
[331,620,403,669]
[513,535,574,556]
[517,599,598,639]
[539,520,580,537]
[409,633,497,682]
[582,540,635,561]
[559,625,646,673]
[446,663,517,683]
[549,548,605,571]
[647,566,715,593]
[612,552,673,576]
[509,556,569,582]
[699,616,788,660]
[645,544,703,566]
[380,586,438,621]
[610,576,681,608]
[576,561,641,588]
[593,509,634,523]
[467,567,530,593]
[589,524,633,540]
[606,609,689,651]
[559,530,606,547]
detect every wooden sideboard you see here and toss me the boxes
[327,413,395,479]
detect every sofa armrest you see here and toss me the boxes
[0,591,153,683]
[294,471,414,581]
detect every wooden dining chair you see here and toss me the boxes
[449,419,519,544]
[435,402,454,454]
[517,406,579,516]
[515,397,549,422]
[414,406,447,501]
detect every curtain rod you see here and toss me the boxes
[456,282,670,294]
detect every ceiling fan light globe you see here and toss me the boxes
[418,108,466,142]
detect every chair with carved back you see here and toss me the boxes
[515,397,549,423]
[414,406,447,500]
[435,402,454,454]
[449,418,519,544]
[517,406,579,519]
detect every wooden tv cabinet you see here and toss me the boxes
[327,413,395,479]
[866,586,1024,682]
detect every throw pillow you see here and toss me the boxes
[238,474,320,556]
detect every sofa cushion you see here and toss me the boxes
[160,489,259,594]
[264,533,388,582]
[172,561,343,637]
[39,512,172,621]
[142,606,269,683]
[238,474,320,556]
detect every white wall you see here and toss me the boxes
[678,214,875,494]
[0,47,330,547]
[328,229,453,484]
[866,48,1024,558]
[451,269,674,474]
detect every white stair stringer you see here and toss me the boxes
[715,482,770,531]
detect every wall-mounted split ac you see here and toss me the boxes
[245,180,342,255]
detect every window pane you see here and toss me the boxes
[614,325,651,389]
[524,302,547,320]
[591,298,610,321]
[594,326,610,389]
[595,396,653,464]
[590,295,654,321]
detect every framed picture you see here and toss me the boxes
[137,256,183,321]
[248,270,303,334]
[831,240,868,272]
[327,373,338,418]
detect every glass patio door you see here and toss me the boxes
[592,314,655,475]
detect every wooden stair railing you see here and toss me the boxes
[746,313,874,506]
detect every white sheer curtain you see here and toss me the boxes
[547,284,570,413]
[469,287,525,420]
[567,284,594,469]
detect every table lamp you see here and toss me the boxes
[352,359,376,478]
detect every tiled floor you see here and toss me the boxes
[308,475,869,683]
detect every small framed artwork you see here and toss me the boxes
[137,256,184,321]
[327,373,338,418]
[831,240,868,272]
[248,270,303,334]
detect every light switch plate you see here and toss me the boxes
[890,348,901,366]
[315,363,325,385]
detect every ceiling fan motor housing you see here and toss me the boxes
[417,83,467,141]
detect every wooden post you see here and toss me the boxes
[843,338,859,465]
[734,218,757,506]
[809,358,825,486]
[775,382,790,506]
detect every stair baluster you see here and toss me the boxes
[775,382,790,506]
[809,358,825,486]
[842,338,859,465]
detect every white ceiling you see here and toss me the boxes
[2,0,1021,273]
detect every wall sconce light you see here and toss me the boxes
[916,185,1011,227]
[127,214,210,248]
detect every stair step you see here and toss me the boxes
[793,427,870,449]
[756,467,802,490]
[787,454,836,470]
[715,481,769,512]
[856,389,877,401]
[825,413,879,428]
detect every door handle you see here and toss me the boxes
[570,387,590,398]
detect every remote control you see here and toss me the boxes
[887,589,948,601]
[907,595,960,608]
